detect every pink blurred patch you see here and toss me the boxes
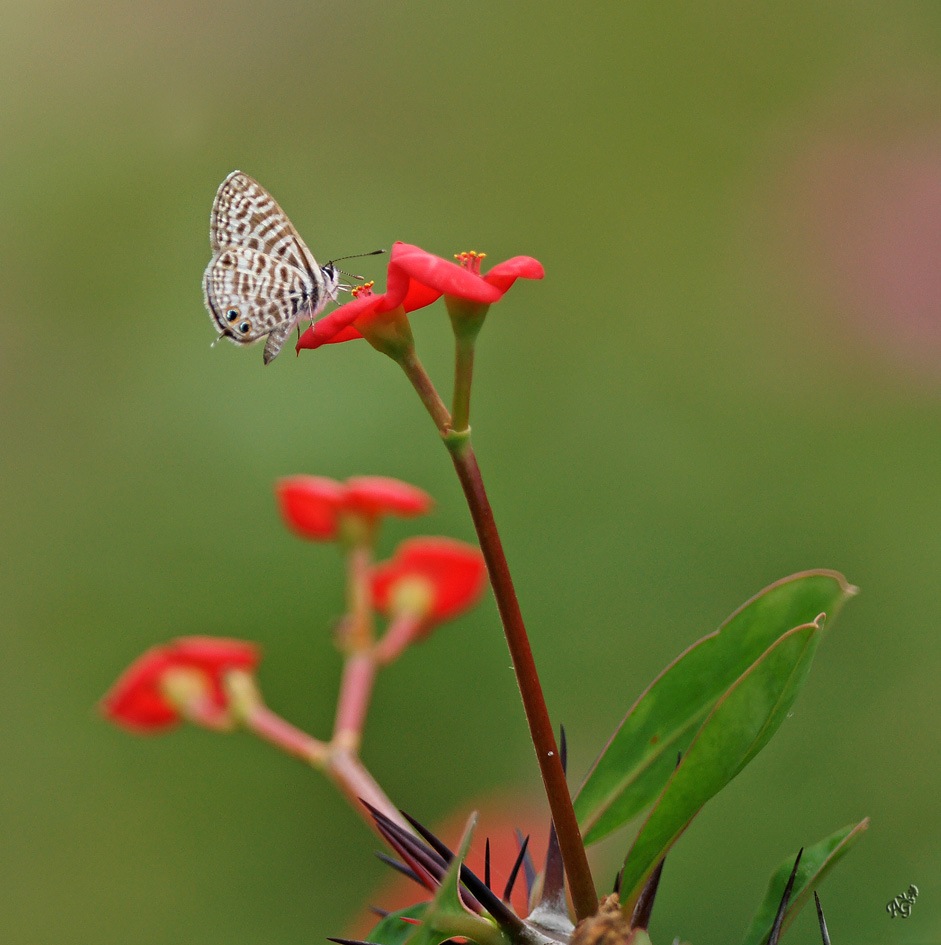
[788,128,941,372]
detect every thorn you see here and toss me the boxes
[398,811,522,930]
[375,852,421,885]
[814,892,831,945]
[537,816,565,909]
[515,828,537,898]
[559,725,568,775]
[768,849,803,945]
[327,938,379,945]
[503,834,531,902]
[362,802,444,892]
[630,853,667,930]
[368,906,390,919]
[485,838,491,890]
[613,868,623,895]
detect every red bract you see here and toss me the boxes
[101,637,260,733]
[371,537,487,632]
[276,475,346,540]
[343,476,433,520]
[392,244,545,303]
[276,475,433,541]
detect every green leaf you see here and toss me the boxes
[367,905,429,945]
[575,571,855,844]
[741,819,870,945]
[619,618,827,906]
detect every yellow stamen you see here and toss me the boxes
[453,251,487,274]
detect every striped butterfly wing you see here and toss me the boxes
[210,170,325,293]
[203,246,314,363]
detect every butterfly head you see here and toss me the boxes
[321,261,341,303]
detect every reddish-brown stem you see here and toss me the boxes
[397,350,597,918]
[447,440,598,920]
[398,347,452,435]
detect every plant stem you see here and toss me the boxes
[324,747,412,835]
[451,336,476,433]
[397,352,598,918]
[375,611,425,664]
[399,347,452,434]
[447,440,597,920]
[333,543,378,751]
[245,702,329,764]
[244,702,410,837]
[345,544,375,650]
[332,651,377,752]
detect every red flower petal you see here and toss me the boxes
[390,242,503,304]
[400,279,443,313]
[482,256,545,295]
[276,476,344,540]
[375,244,441,312]
[371,536,487,627]
[320,325,364,345]
[297,295,381,351]
[343,477,433,520]
[102,637,260,733]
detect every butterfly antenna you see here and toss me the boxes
[330,249,385,264]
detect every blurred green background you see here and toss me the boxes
[3,2,940,943]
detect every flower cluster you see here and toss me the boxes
[296,242,544,358]
[103,475,486,735]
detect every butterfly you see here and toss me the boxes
[203,171,340,364]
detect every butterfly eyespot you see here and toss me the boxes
[239,322,250,334]
[225,309,239,322]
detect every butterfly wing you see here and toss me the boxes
[210,170,324,289]
[203,246,314,360]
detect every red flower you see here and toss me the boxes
[296,242,543,352]
[371,537,487,633]
[276,475,433,542]
[101,637,260,733]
